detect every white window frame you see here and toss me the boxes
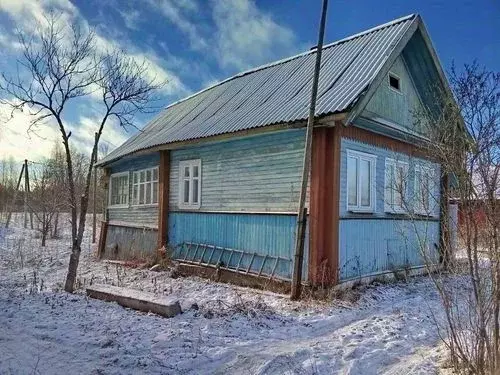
[346,149,376,213]
[178,159,201,209]
[108,172,129,208]
[131,167,159,207]
[384,158,409,214]
[388,72,402,94]
[414,164,435,216]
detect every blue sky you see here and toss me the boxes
[0,0,498,161]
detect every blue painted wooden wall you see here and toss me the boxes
[169,129,307,212]
[168,211,308,280]
[338,137,441,280]
[107,153,160,227]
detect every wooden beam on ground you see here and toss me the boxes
[157,150,170,249]
[86,284,181,318]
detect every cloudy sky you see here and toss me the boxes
[0,0,498,163]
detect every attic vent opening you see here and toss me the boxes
[388,73,401,92]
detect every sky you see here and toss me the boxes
[0,0,498,163]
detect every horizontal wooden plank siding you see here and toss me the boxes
[338,136,441,280]
[169,129,308,212]
[168,211,308,280]
[339,138,441,218]
[339,219,439,280]
[107,153,160,227]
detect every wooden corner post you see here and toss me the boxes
[158,150,170,250]
[308,126,340,286]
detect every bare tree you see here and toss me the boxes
[401,62,499,374]
[29,161,66,246]
[0,16,164,292]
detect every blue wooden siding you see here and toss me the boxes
[339,219,440,280]
[168,211,308,280]
[364,55,425,131]
[338,137,441,280]
[107,153,160,227]
[340,138,441,218]
[169,129,307,212]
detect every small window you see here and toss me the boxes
[132,167,158,206]
[109,172,129,207]
[385,158,409,213]
[414,165,435,215]
[179,159,201,209]
[388,73,401,92]
[347,150,376,212]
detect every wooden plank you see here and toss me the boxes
[86,284,181,318]
[157,150,170,249]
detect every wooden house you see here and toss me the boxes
[96,14,451,286]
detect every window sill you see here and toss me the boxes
[348,208,374,214]
[178,206,201,210]
[109,204,129,209]
[131,203,159,208]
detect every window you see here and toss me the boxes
[132,167,158,206]
[414,165,435,215]
[179,159,201,209]
[347,150,376,212]
[109,172,129,207]
[388,73,401,92]
[385,158,409,213]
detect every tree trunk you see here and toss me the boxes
[64,240,81,292]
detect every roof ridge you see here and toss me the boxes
[160,14,417,113]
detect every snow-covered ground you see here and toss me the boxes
[0,214,452,374]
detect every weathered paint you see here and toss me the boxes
[103,224,158,260]
[338,137,441,280]
[168,211,308,280]
[339,138,441,218]
[107,153,160,227]
[365,55,425,131]
[169,129,307,212]
[339,219,440,280]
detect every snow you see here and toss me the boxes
[0,214,452,374]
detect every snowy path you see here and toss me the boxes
[0,279,445,374]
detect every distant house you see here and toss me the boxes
[96,14,452,286]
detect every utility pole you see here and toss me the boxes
[291,0,329,300]
[92,132,98,244]
[5,163,25,228]
[23,159,33,229]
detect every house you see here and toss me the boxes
[96,14,451,286]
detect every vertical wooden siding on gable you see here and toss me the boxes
[107,153,160,227]
[169,129,309,212]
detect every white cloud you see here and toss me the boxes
[145,0,208,52]
[211,0,297,71]
[0,102,61,162]
[0,0,189,160]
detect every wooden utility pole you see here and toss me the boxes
[5,163,25,228]
[23,159,33,229]
[92,132,98,244]
[291,0,329,300]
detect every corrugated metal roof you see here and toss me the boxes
[98,14,417,166]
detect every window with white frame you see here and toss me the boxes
[414,165,435,215]
[132,167,158,206]
[179,159,201,209]
[109,172,129,207]
[385,158,409,213]
[347,150,376,212]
